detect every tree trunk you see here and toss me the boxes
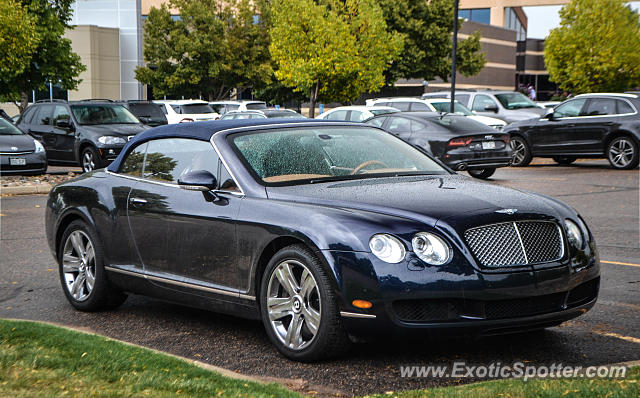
[19,91,29,114]
[308,81,319,118]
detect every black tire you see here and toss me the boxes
[607,136,639,170]
[259,244,350,361]
[552,156,577,165]
[468,168,496,179]
[80,146,102,173]
[58,220,127,311]
[510,136,532,167]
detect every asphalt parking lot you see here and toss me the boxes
[1,159,638,396]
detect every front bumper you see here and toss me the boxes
[96,146,124,164]
[0,151,47,175]
[323,249,599,338]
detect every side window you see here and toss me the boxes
[227,105,240,111]
[20,107,36,124]
[583,98,616,116]
[326,110,348,120]
[144,138,219,183]
[120,143,148,177]
[389,102,410,111]
[553,99,587,118]
[471,95,497,112]
[411,120,426,133]
[34,105,54,125]
[617,100,635,114]
[218,161,240,192]
[455,94,470,106]
[170,105,181,114]
[365,117,386,127]
[52,106,71,125]
[410,102,431,111]
[349,111,365,122]
[387,117,411,132]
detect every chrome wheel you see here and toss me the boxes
[608,138,635,168]
[82,149,95,172]
[61,230,96,301]
[510,139,526,165]
[266,260,321,350]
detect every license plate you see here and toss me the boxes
[482,141,496,150]
[9,157,26,166]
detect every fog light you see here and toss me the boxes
[352,300,372,309]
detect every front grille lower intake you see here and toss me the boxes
[464,221,564,268]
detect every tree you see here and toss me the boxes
[0,0,39,80]
[545,0,640,93]
[270,0,402,117]
[0,0,85,113]
[135,0,272,100]
[376,0,486,85]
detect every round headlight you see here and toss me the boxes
[411,232,451,265]
[369,234,406,264]
[565,219,583,249]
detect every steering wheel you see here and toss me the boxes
[350,160,390,175]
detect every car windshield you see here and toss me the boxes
[429,101,473,116]
[495,93,539,109]
[181,104,216,114]
[230,126,448,185]
[0,118,23,135]
[426,115,491,132]
[370,108,399,116]
[71,104,140,125]
[245,102,267,110]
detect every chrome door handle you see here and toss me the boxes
[129,197,148,205]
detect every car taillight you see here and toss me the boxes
[501,134,510,144]
[448,137,473,147]
[179,118,194,123]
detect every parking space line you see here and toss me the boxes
[593,331,640,345]
[601,260,640,268]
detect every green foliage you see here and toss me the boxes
[0,0,39,79]
[545,0,640,93]
[135,0,272,100]
[376,0,486,84]
[0,0,85,112]
[269,0,402,113]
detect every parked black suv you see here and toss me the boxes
[118,100,168,127]
[504,93,640,169]
[367,112,512,179]
[16,100,148,172]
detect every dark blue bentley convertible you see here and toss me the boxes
[45,119,599,361]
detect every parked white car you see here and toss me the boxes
[209,100,267,115]
[366,97,506,130]
[154,100,219,124]
[316,105,399,122]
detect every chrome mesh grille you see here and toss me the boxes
[464,221,564,268]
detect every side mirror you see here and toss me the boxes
[178,170,217,191]
[544,108,555,120]
[484,105,499,113]
[55,119,73,129]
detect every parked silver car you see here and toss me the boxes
[422,90,547,123]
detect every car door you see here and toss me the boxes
[571,98,618,154]
[471,94,500,118]
[50,105,76,161]
[532,98,588,154]
[126,137,242,291]
[29,105,56,158]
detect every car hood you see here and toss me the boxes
[0,134,36,152]
[81,124,149,137]
[266,174,567,227]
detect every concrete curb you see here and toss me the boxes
[0,184,52,196]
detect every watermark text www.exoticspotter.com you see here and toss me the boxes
[400,362,627,381]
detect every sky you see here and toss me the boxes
[523,1,640,39]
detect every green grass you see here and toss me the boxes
[0,319,300,398]
[1,319,638,398]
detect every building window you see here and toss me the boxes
[505,7,526,41]
[459,8,491,25]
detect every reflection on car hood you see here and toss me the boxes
[0,134,36,152]
[505,107,547,119]
[81,124,149,137]
[266,175,562,225]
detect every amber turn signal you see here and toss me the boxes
[352,299,373,309]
